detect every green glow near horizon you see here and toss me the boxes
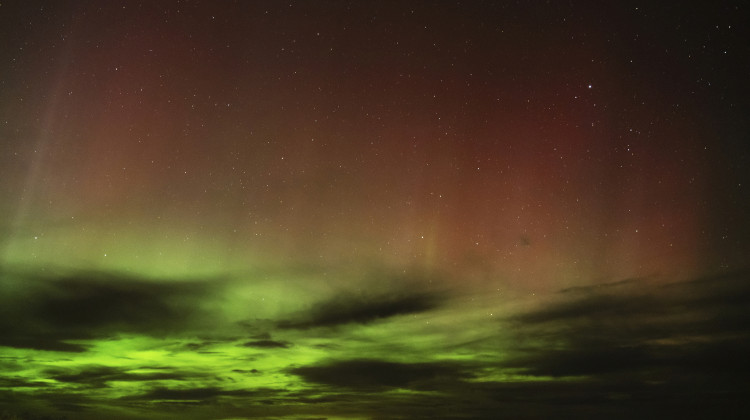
[0,269,546,420]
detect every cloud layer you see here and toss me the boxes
[2,268,750,419]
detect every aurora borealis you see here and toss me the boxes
[1,1,749,419]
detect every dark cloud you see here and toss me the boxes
[231,369,260,374]
[181,342,210,351]
[284,357,750,419]
[0,377,49,389]
[558,277,641,294]
[31,274,215,330]
[0,268,223,352]
[503,270,750,383]
[0,388,96,418]
[278,291,443,330]
[243,339,290,349]
[125,386,270,404]
[44,365,191,388]
[137,387,226,401]
[0,335,88,353]
[289,359,470,391]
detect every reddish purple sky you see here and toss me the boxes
[3,2,746,289]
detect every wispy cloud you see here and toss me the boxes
[243,339,290,349]
[129,386,261,402]
[289,359,472,391]
[277,290,444,330]
[44,365,195,388]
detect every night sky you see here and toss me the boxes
[1,1,749,419]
